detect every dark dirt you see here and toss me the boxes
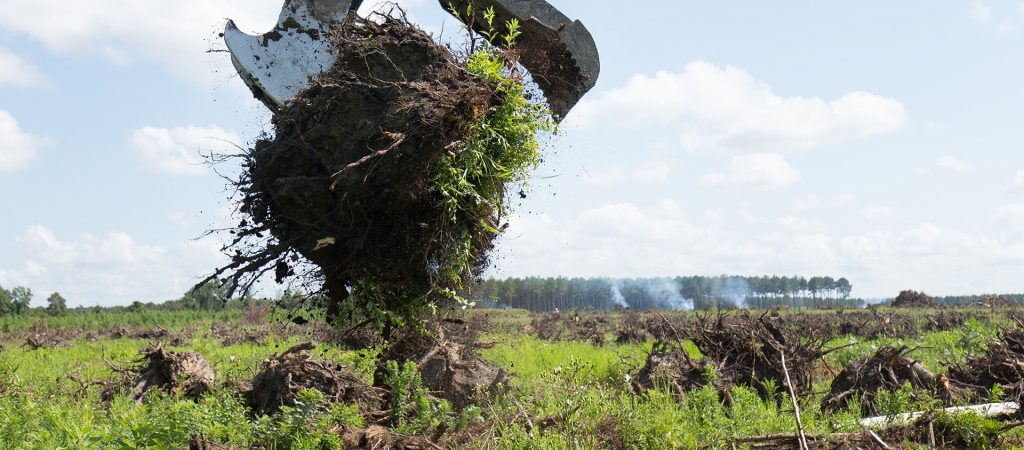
[128,343,215,402]
[218,11,501,318]
[244,342,385,416]
[822,346,935,415]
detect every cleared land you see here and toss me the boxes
[1,306,1023,449]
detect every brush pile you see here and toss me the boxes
[892,290,937,308]
[633,313,829,401]
[946,328,1024,401]
[822,346,935,415]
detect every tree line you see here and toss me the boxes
[0,284,67,316]
[467,275,863,312]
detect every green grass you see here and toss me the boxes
[0,308,1020,449]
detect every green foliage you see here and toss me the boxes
[383,360,455,435]
[0,286,12,316]
[10,286,31,315]
[183,279,230,311]
[427,8,554,296]
[46,292,67,317]
[933,411,1004,450]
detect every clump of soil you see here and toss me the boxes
[893,290,937,308]
[129,343,215,402]
[822,346,935,415]
[924,311,969,332]
[339,425,436,450]
[614,311,651,345]
[186,435,237,450]
[632,341,733,402]
[530,312,609,345]
[377,326,507,410]
[244,342,385,416]
[213,10,503,320]
[946,328,1024,401]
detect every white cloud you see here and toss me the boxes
[863,206,896,220]
[972,1,994,21]
[131,124,241,175]
[0,0,283,86]
[583,160,673,187]
[0,225,226,306]
[0,47,48,88]
[701,153,800,189]
[0,109,48,172]
[492,201,1024,298]
[567,61,907,152]
[1012,169,1024,191]
[936,155,975,173]
[997,203,1024,222]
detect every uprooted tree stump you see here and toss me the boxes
[632,313,831,403]
[206,10,551,328]
[946,328,1024,402]
[244,342,385,416]
[128,344,215,402]
[339,425,437,450]
[822,346,936,415]
[632,341,734,403]
[376,326,507,410]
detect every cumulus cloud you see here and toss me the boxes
[0,47,48,88]
[491,201,1024,298]
[701,153,800,189]
[567,61,907,152]
[0,0,283,86]
[863,206,896,220]
[131,124,241,175]
[0,225,226,306]
[936,155,975,173]
[1012,169,1024,191]
[583,160,673,187]
[972,0,994,21]
[0,109,48,172]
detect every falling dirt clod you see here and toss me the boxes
[244,342,385,416]
[130,343,215,402]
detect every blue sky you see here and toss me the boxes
[1,0,1023,306]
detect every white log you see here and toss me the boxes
[859,402,1019,429]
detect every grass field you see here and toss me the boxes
[0,307,1021,449]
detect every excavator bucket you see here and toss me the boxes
[224,0,599,120]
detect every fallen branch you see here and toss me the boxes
[859,402,1019,429]
[781,352,809,450]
